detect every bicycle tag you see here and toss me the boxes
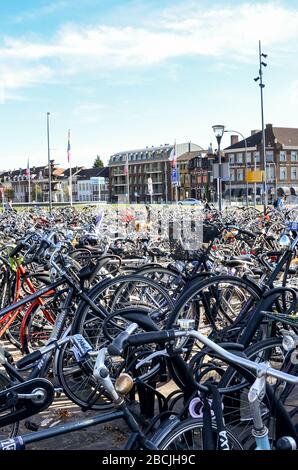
[287,221,298,231]
[71,334,93,361]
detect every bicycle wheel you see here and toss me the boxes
[135,265,185,301]
[22,302,57,354]
[152,418,242,450]
[57,306,170,410]
[71,275,174,348]
[0,372,19,439]
[191,337,290,449]
[166,275,261,341]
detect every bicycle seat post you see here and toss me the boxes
[248,371,270,450]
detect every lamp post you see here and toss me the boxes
[254,40,268,210]
[224,130,248,206]
[47,112,52,214]
[267,162,277,202]
[212,125,225,211]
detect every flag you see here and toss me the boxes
[25,158,30,177]
[67,129,71,164]
[168,140,177,168]
[124,154,129,176]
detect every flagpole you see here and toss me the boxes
[170,139,178,204]
[68,129,73,206]
[28,158,31,204]
[70,166,73,206]
[126,154,130,205]
[47,112,52,214]
[175,140,178,204]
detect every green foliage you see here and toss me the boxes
[93,155,104,169]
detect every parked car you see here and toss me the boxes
[178,198,203,206]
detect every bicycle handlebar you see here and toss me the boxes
[110,326,298,386]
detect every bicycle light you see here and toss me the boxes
[177,319,195,330]
[115,373,134,396]
[279,235,291,250]
[282,331,297,352]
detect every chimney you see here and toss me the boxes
[251,129,260,135]
[230,135,239,146]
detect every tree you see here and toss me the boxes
[4,188,14,201]
[93,155,104,169]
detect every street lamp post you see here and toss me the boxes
[212,125,225,212]
[47,112,52,214]
[224,130,248,206]
[267,162,277,202]
[254,40,268,210]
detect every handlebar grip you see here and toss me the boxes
[9,243,23,257]
[16,350,42,369]
[107,323,139,356]
[127,330,176,348]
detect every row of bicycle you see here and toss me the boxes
[0,205,297,449]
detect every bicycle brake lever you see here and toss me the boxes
[135,349,170,370]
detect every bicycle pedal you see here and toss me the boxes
[25,420,39,432]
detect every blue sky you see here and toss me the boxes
[1,0,298,170]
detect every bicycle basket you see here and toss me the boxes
[170,239,202,261]
[203,224,221,243]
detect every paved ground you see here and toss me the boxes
[22,397,130,450]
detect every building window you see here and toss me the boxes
[291,167,298,180]
[230,169,235,181]
[280,167,287,180]
[236,153,243,164]
[280,151,287,161]
[237,169,244,181]
[246,152,251,164]
[254,152,260,163]
[266,151,274,162]
[229,154,235,164]
[267,165,275,181]
[291,151,298,162]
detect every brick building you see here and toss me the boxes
[108,142,203,203]
[224,124,298,202]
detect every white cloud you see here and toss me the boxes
[14,1,70,23]
[0,64,53,103]
[1,1,298,99]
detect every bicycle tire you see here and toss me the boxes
[151,418,243,450]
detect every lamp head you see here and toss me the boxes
[212,125,225,139]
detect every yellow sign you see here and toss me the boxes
[246,170,264,183]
